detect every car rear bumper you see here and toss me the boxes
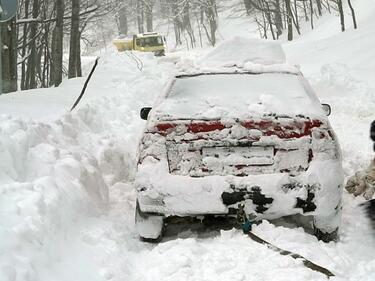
[135,159,343,222]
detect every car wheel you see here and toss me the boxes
[135,200,165,242]
[313,225,338,242]
[312,211,340,242]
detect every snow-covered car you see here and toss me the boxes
[135,68,343,242]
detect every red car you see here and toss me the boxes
[135,67,343,242]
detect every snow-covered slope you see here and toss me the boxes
[0,52,176,281]
[1,0,375,280]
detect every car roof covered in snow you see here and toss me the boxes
[151,72,325,121]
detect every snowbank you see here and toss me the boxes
[198,37,286,68]
[0,51,176,281]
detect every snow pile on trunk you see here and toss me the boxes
[198,37,286,68]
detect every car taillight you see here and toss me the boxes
[147,118,326,176]
[153,119,322,139]
[240,119,322,139]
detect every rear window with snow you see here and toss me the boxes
[154,73,324,120]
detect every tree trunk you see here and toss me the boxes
[118,6,128,35]
[293,0,299,31]
[169,0,182,45]
[137,0,144,34]
[145,1,153,32]
[51,0,64,86]
[347,0,357,29]
[274,0,283,37]
[303,0,309,21]
[337,0,345,32]
[243,0,252,15]
[26,0,40,89]
[76,32,82,77]
[21,0,30,90]
[285,0,293,41]
[264,2,275,40]
[203,0,217,46]
[310,0,314,29]
[182,3,195,48]
[316,0,322,16]
[1,18,18,93]
[68,0,80,79]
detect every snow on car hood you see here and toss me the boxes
[197,37,286,68]
[152,72,325,121]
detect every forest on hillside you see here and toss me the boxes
[0,0,357,94]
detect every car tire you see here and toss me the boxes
[135,200,165,242]
[312,212,340,242]
[313,225,338,242]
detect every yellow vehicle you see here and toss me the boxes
[113,32,166,56]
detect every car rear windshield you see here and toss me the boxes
[160,73,323,119]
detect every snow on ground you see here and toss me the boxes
[0,52,176,281]
[1,0,375,280]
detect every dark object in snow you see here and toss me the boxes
[140,107,152,120]
[236,204,335,279]
[221,186,274,214]
[246,231,335,278]
[296,190,317,213]
[362,199,375,231]
[371,120,375,150]
[70,57,99,111]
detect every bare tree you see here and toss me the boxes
[68,0,81,78]
[117,6,128,35]
[200,0,218,46]
[51,0,65,86]
[335,0,345,31]
[284,0,293,40]
[347,0,357,29]
[136,0,145,33]
[144,0,154,32]
[1,18,18,93]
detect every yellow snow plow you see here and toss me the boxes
[113,32,166,56]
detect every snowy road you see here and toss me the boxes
[2,4,375,279]
[81,49,375,281]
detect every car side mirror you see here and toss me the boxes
[140,107,152,120]
[322,103,331,116]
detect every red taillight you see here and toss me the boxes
[155,123,176,135]
[241,119,322,139]
[186,121,226,133]
[154,121,226,135]
[153,118,322,139]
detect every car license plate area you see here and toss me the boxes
[202,146,274,167]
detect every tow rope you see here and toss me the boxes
[236,204,335,279]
